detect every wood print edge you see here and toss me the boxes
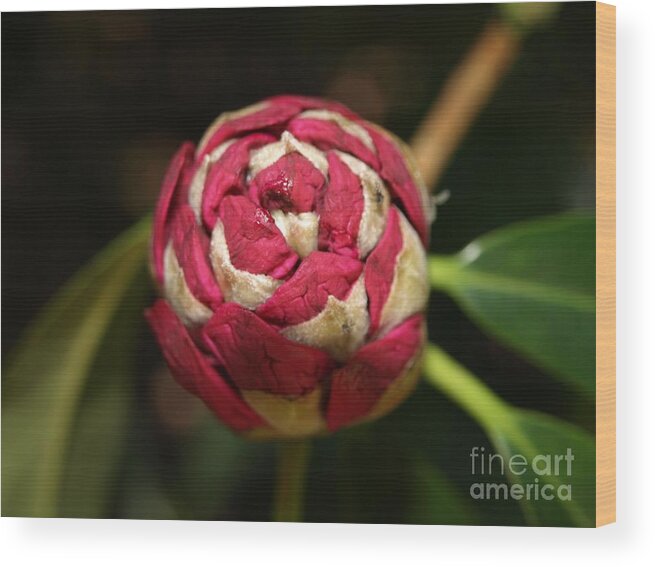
[595,1,616,528]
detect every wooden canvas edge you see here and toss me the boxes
[595,1,616,528]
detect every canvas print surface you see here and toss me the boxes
[2,2,612,526]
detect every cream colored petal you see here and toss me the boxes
[248,131,328,178]
[271,210,319,259]
[282,276,369,363]
[365,121,435,226]
[334,151,390,258]
[297,109,375,151]
[163,241,212,326]
[378,211,429,336]
[396,136,436,226]
[241,388,326,438]
[196,101,268,157]
[188,140,235,223]
[209,221,281,309]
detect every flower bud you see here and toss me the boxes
[146,95,433,439]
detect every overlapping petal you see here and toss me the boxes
[326,315,424,431]
[152,142,195,284]
[202,303,333,397]
[146,300,266,432]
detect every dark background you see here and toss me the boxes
[2,3,596,523]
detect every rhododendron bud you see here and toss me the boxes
[146,95,433,439]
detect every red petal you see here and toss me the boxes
[145,300,266,432]
[201,133,276,230]
[198,102,300,157]
[288,117,379,170]
[363,126,429,245]
[364,207,403,336]
[170,205,222,310]
[152,142,195,284]
[256,251,363,327]
[326,314,423,431]
[218,195,299,278]
[202,303,334,397]
[249,152,324,213]
[316,152,365,258]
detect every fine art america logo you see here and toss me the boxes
[469,447,574,501]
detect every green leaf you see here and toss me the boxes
[488,410,595,527]
[430,213,595,395]
[424,343,595,527]
[57,274,149,518]
[2,217,151,517]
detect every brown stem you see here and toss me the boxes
[410,20,521,191]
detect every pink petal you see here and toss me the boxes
[316,152,365,258]
[152,142,195,284]
[256,251,363,327]
[202,302,334,397]
[201,133,276,230]
[219,195,299,279]
[363,126,429,245]
[364,207,403,336]
[249,152,324,213]
[288,117,379,170]
[145,300,266,432]
[170,205,223,310]
[198,102,300,157]
[326,314,423,431]
[265,94,360,120]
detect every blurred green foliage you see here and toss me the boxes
[2,218,150,517]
